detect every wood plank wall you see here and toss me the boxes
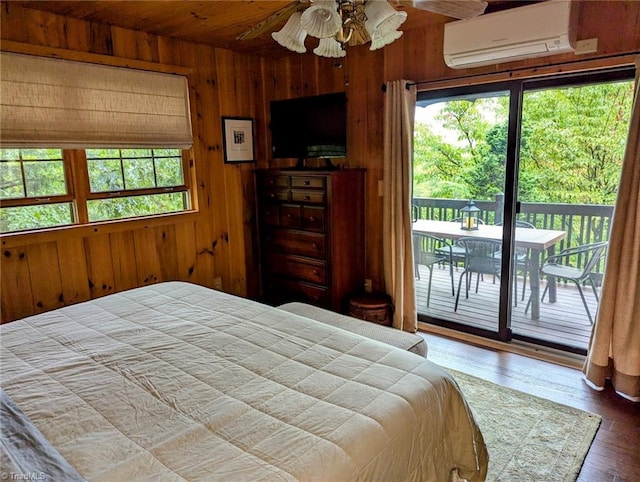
[1,2,638,323]
[0,3,269,322]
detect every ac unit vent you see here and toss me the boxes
[443,0,578,69]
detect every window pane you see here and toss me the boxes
[122,158,155,189]
[0,148,66,200]
[1,203,73,232]
[1,149,20,161]
[86,148,183,193]
[87,158,124,192]
[87,193,186,222]
[156,156,184,186]
[20,148,62,160]
[413,91,509,334]
[121,149,152,158]
[0,162,24,199]
[87,149,121,159]
[519,80,633,204]
[24,160,66,197]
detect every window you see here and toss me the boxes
[0,52,194,233]
[85,148,188,222]
[0,149,74,232]
[0,147,190,233]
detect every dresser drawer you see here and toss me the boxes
[291,190,325,204]
[279,205,301,228]
[265,278,328,306]
[291,176,325,189]
[301,206,325,232]
[259,175,289,189]
[259,205,280,226]
[265,254,326,285]
[261,189,289,202]
[263,230,326,258]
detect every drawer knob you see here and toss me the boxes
[312,243,318,249]
[304,195,311,201]
[269,193,276,198]
[287,214,292,218]
[309,216,316,222]
[304,180,310,185]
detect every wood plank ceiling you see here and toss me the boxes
[16,0,525,58]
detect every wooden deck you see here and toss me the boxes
[415,264,597,351]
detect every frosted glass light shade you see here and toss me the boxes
[301,1,341,38]
[313,37,346,58]
[364,0,407,41]
[272,12,308,53]
[369,29,403,50]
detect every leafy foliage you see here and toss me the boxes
[414,80,633,205]
[0,148,186,233]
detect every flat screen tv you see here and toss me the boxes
[270,92,347,162]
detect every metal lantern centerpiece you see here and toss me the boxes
[460,201,480,230]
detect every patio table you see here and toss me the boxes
[412,220,567,320]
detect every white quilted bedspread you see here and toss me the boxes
[0,282,487,481]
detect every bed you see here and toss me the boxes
[0,281,488,481]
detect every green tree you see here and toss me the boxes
[519,82,632,204]
[414,80,633,205]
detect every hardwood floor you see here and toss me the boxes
[421,331,640,482]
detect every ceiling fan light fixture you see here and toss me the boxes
[270,0,407,57]
[314,37,347,57]
[272,12,308,53]
[301,1,342,38]
[242,0,487,53]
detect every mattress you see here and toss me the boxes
[277,302,428,356]
[0,281,488,481]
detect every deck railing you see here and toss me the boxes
[412,195,613,278]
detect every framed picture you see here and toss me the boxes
[222,117,255,163]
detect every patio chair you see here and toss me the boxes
[413,233,455,306]
[525,241,608,324]
[436,217,485,269]
[454,237,502,311]
[496,220,536,306]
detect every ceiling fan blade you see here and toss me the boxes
[406,0,488,19]
[236,1,310,40]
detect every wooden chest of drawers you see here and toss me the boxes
[255,168,365,311]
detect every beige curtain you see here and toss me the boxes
[382,80,417,332]
[583,59,640,402]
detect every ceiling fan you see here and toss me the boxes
[237,0,487,57]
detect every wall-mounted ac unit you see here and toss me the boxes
[443,0,578,69]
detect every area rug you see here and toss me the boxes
[448,369,601,482]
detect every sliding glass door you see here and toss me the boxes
[413,67,635,353]
[413,85,513,339]
[513,72,634,351]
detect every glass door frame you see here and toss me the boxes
[415,80,521,344]
[415,67,635,353]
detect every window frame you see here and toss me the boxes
[0,43,197,237]
[0,149,75,208]
[1,147,194,234]
[413,64,636,353]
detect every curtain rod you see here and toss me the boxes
[381,52,638,93]
[380,82,411,92]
